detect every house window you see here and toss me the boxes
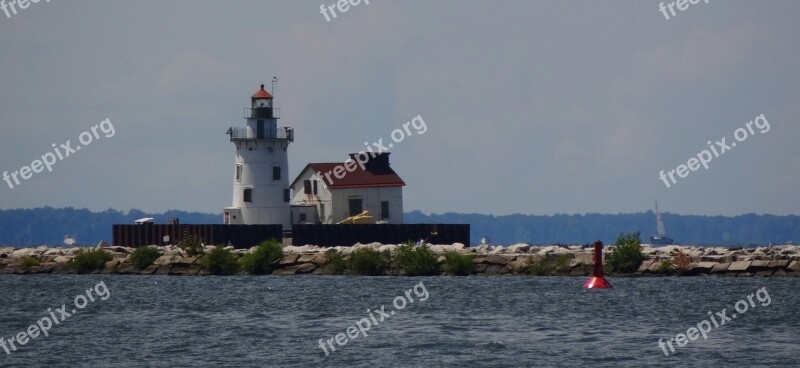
[243,188,253,203]
[235,164,242,182]
[349,197,363,217]
[299,213,307,222]
[273,166,281,180]
[313,180,318,194]
[304,180,312,194]
[319,204,325,222]
[284,188,290,202]
[381,201,390,220]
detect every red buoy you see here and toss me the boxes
[584,240,612,289]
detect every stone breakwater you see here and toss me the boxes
[0,243,799,277]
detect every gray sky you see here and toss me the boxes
[0,0,797,216]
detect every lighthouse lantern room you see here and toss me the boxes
[224,83,294,230]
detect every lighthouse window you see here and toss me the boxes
[243,188,253,203]
[284,188,290,202]
[273,166,281,180]
[235,165,242,182]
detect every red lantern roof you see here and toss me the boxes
[251,84,273,99]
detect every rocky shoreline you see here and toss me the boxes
[1,243,799,277]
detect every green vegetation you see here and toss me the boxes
[240,239,283,275]
[657,260,674,275]
[323,249,348,275]
[349,247,389,276]
[21,256,40,267]
[179,235,205,256]
[130,247,161,270]
[607,231,645,273]
[442,251,474,276]
[393,243,439,276]
[71,248,113,274]
[199,246,239,275]
[527,254,572,276]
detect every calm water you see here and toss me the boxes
[0,275,797,367]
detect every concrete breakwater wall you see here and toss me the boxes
[1,243,799,277]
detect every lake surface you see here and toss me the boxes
[0,275,797,367]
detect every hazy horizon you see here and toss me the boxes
[1,1,798,217]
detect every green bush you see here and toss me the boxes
[657,260,674,275]
[527,254,572,276]
[349,247,389,276]
[200,246,239,275]
[130,247,161,270]
[394,243,440,276]
[442,251,474,276]
[21,256,39,267]
[240,239,283,275]
[179,235,205,256]
[607,231,645,273]
[71,249,113,274]
[323,249,349,275]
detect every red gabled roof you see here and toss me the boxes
[302,162,405,189]
[252,84,273,99]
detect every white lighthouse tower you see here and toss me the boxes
[224,83,293,229]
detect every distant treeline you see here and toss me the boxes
[0,207,797,246]
[405,211,800,246]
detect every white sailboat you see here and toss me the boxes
[650,200,674,245]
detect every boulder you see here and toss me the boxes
[154,255,180,266]
[53,256,72,263]
[728,261,751,272]
[787,261,800,272]
[101,260,120,274]
[747,260,771,272]
[274,263,316,275]
[482,255,512,266]
[141,264,160,275]
[12,248,36,258]
[754,270,774,277]
[507,244,531,254]
[688,262,718,274]
[154,265,172,275]
[169,265,200,276]
[485,264,509,275]
[710,263,730,274]
[44,249,63,256]
[638,260,655,273]
[294,263,317,274]
[280,254,300,265]
[768,259,789,268]
[297,254,316,263]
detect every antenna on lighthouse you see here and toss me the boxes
[271,76,278,96]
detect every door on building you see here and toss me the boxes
[257,120,265,139]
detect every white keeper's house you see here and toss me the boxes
[289,153,405,225]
